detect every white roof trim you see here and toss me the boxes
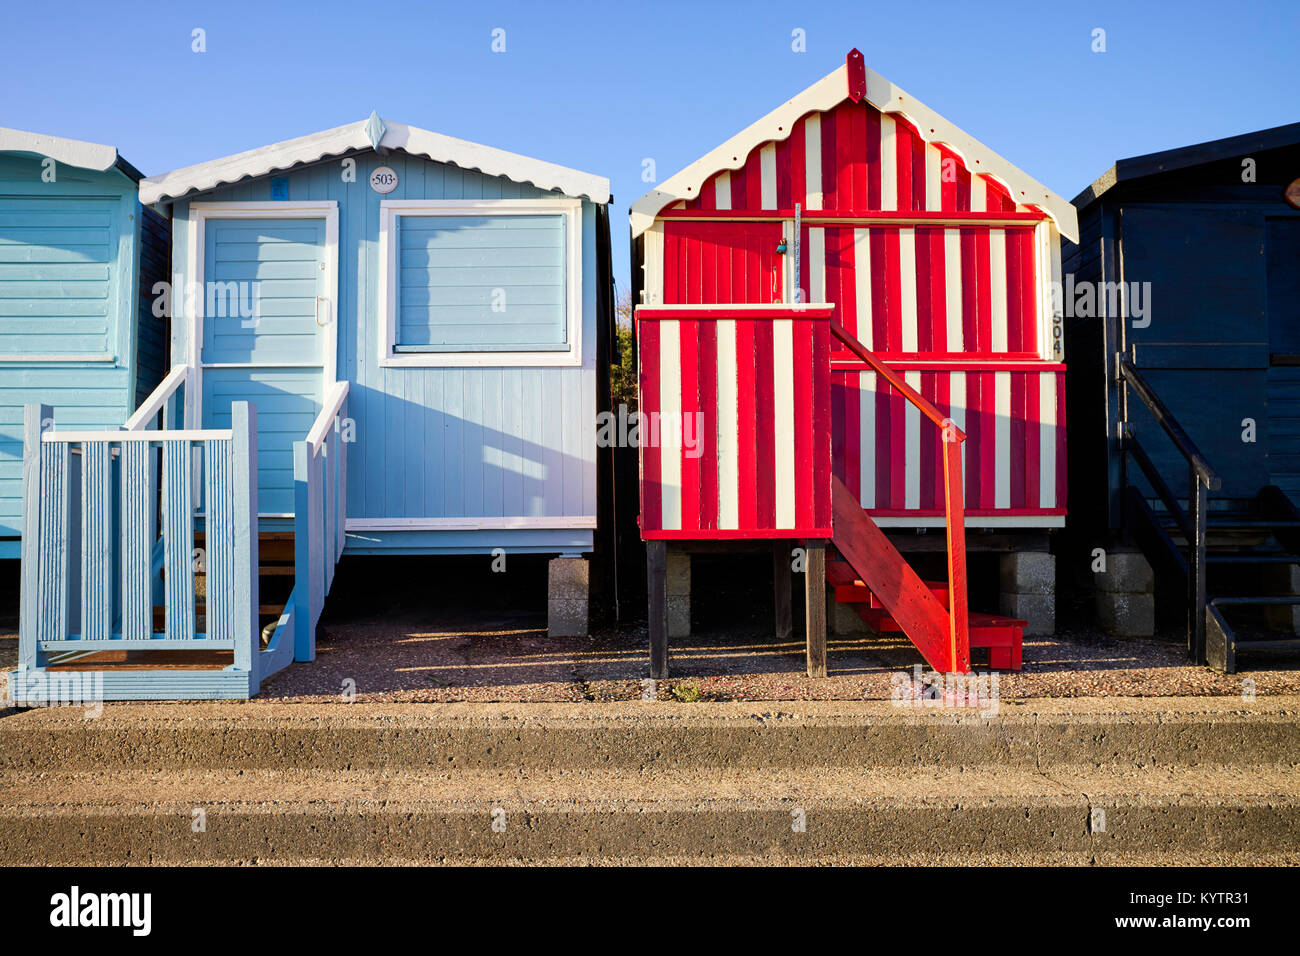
[630,63,1078,242]
[0,127,123,173]
[139,118,610,205]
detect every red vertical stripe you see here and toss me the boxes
[1024,371,1040,511]
[864,108,881,211]
[697,320,718,530]
[639,318,662,530]
[894,121,912,213]
[821,105,838,210]
[980,371,996,511]
[812,319,833,529]
[735,318,758,530]
[928,227,947,352]
[883,227,902,352]
[915,226,934,352]
[793,317,814,527]
[964,371,980,509]
[1056,372,1068,509]
[1010,372,1026,507]
[678,319,700,532]
[754,320,775,527]
[789,117,806,213]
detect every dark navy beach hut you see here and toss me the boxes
[1064,122,1300,672]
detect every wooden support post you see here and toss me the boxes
[773,540,793,639]
[647,539,668,679]
[805,540,827,678]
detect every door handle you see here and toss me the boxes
[315,296,331,327]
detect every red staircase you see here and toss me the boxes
[825,321,1024,673]
[826,555,1025,670]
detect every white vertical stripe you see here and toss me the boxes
[808,227,825,304]
[715,171,732,210]
[879,114,897,211]
[994,370,1011,509]
[760,144,777,209]
[716,319,740,528]
[659,321,682,529]
[773,320,796,527]
[969,174,986,212]
[925,144,942,211]
[990,229,1008,352]
[899,227,918,353]
[804,114,822,209]
[644,222,664,304]
[859,371,876,508]
[1039,372,1057,508]
[904,370,922,511]
[949,371,967,484]
[944,228,963,352]
[853,227,872,348]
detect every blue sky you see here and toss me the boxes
[3,0,1296,292]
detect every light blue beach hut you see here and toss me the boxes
[9,115,613,702]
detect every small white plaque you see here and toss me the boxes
[370,166,399,194]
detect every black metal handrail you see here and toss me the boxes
[1119,358,1221,490]
[1117,356,1220,664]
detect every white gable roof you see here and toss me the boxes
[0,126,142,181]
[630,61,1078,242]
[139,116,610,205]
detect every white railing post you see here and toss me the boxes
[293,440,321,663]
[230,402,260,691]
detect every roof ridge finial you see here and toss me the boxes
[364,111,387,150]
[846,49,866,103]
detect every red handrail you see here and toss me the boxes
[830,320,967,442]
[828,319,969,672]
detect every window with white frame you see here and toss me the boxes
[378,199,582,366]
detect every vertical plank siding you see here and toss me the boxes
[162,440,195,639]
[204,436,234,643]
[80,441,113,639]
[119,441,154,641]
[639,310,833,537]
[651,98,1065,524]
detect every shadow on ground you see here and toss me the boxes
[247,553,1300,704]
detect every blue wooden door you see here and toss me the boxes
[200,217,328,514]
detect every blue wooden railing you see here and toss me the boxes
[265,381,349,667]
[14,398,265,700]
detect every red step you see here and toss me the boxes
[828,560,1024,671]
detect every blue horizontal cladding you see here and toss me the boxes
[343,528,594,555]
[202,218,324,365]
[172,150,599,534]
[0,366,131,539]
[202,370,321,513]
[0,155,144,545]
[396,213,566,349]
[0,196,120,356]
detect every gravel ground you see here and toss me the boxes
[2,551,1297,706]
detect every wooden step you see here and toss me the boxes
[854,605,1024,671]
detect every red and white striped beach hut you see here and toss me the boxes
[631,50,1078,679]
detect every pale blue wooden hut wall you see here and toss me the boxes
[169,149,598,551]
[0,153,163,558]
